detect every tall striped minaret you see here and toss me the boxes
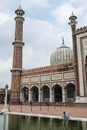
[10,6,25,104]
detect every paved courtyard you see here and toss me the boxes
[0,104,87,119]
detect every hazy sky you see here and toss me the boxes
[0,0,87,88]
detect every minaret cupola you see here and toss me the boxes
[15,5,25,16]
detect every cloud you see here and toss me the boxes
[0,0,17,12]
[0,14,13,87]
[23,45,50,69]
[52,3,76,25]
[52,1,87,25]
[23,17,58,68]
[0,58,12,88]
[21,0,49,9]
[0,12,10,25]
[0,58,12,72]
[23,17,72,69]
[0,14,14,61]
[24,17,58,51]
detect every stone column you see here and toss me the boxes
[28,90,29,102]
[39,89,43,102]
[29,90,33,102]
[62,88,66,102]
[20,92,24,102]
[82,122,87,130]
[50,89,54,102]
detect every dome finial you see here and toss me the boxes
[19,5,21,9]
[62,36,64,46]
[72,12,74,16]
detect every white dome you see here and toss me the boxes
[50,38,74,65]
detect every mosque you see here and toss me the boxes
[9,6,87,104]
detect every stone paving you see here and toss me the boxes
[0,104,87,119]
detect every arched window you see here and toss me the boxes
[52,84,62,102]
[22,87,29,101]
[30,86,38,102]
[41,85,49,102]
[65,83,75,102]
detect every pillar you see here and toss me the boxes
[29,90,33,102]
[39,89,43,102]
[50,89,54,102]
[20,92,24,102]
[62,89,66,102]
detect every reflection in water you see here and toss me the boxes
[3,114,6,130]
[0,114,87,130]
[9,114,20,130]
[2,114,8,130]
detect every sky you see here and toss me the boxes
[0,0,87,88]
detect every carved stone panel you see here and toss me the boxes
[31,76,40,82]
[21,77,30,83]
[41,75,50,81]
[52,73,62,80]
[64,72,75,79]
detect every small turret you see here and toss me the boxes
[68,12,77,30]
[15,5,25,16]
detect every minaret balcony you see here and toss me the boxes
[13,41,24,46]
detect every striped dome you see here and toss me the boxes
[50,38,73,65]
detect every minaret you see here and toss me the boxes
[69,13,79,96]
[10,6,25,104]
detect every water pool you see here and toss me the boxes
[0,114,87,130]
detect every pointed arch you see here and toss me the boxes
[41,85,49,102]
[52,84,62,102]
[65,83,75,102]
[21,87,29,101]
[30,86,38,102]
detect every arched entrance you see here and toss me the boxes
[53,84,62,102]
[30,86,38,102]
[65,83,75,102]
[41,85,49,102]
[21,87,29,101]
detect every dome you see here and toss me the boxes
[50,38,74,65]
